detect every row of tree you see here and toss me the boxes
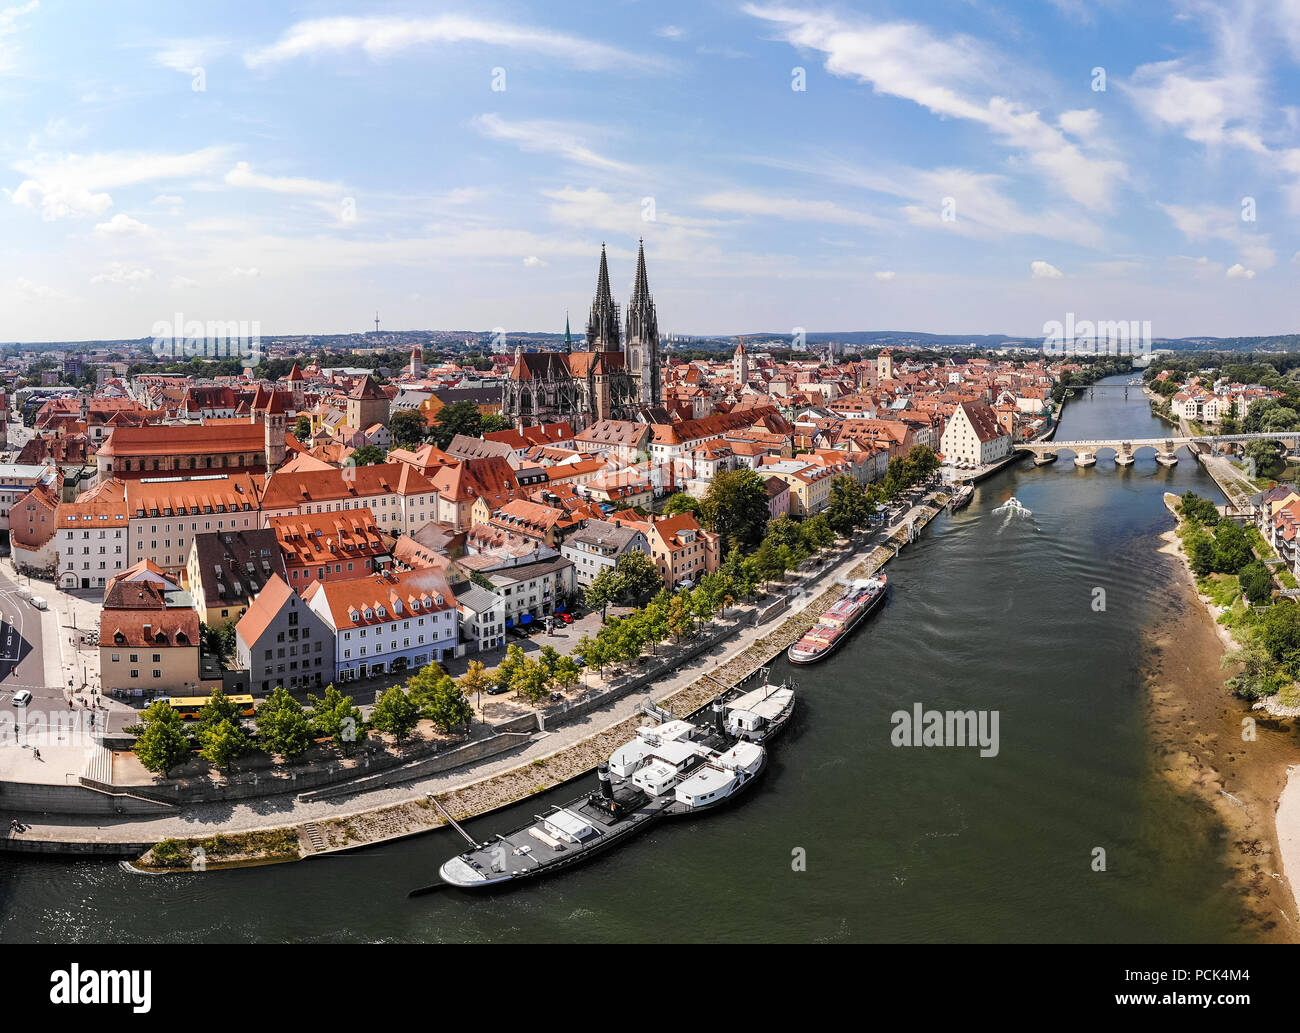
[572,566,749,677]
[128,669,477,776]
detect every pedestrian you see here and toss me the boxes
[33,748,39,761]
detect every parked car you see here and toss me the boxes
[485,683,509,695]
[12,690,32,706]
[559,612,574,624]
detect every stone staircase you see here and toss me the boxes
[80,744,113,786]
[303,822,325,853]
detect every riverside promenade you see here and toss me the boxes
[3,489,950,863]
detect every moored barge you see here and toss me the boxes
[786,576,888,665]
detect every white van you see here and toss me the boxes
[29,595,47,610]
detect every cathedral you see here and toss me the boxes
[502,241,662,429]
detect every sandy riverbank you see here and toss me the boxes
[1151,498,1300,941]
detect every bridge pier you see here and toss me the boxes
[1033,451,1057,466]
[1073,451,1096,468]
[1114,444,1134,467]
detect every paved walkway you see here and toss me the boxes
[3,493,946,848]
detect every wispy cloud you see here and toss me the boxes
[10,146,230,219]
[472,114,635,174]
[743,4,1126,210]
[224,161,343,198]
[245,14,668,73]
[0,0,39,73]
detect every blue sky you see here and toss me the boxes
[1,0,1298,342]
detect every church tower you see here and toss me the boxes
[733,339,749,386]
[409,344,423,379]
[264,392,287,469]
[585,243,620,351]
[624,238,660,406]
[877,348,893,382]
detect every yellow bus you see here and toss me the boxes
[163,694,257,720]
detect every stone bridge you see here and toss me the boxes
[1017,432,1300,468]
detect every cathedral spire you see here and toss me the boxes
[564,309,572,354]
[586,242,620,351]
[624,237,660,406]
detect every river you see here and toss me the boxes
[0,375,1272,943]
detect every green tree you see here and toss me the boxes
[1212,520,1253,574]
[1223,642,1287,699]
[1260,602,1300,675]
[197,717,254,771]
[408,668,473,732]
[1184,527,1217,577]
[639,596,670,655]
[700,468,770,552]
[255,687,313,759]
[662,492,699,516]
[431,400,483,447]
[496,643,528,687]
[511,657,552,702]
[125,702,193,777]
[611,550,663,603]
[803,512,836,550]
[480,413,511,434]
[348,444,387,466]
[370,685,422,744]
[551,654,581,694]
[667,592,693,642]
[457,659,492,708]
[294,414,312,440]
[389,408,428,449]
[585,566,618,621]
[1177,491,1220,526]
[766,514,803,551]
[574,633,607,675]
[826,474,872,534]
[1239,560,1273,603]
[307,685,365,753]
[197,689,240,730]
[1244,438,1282,472]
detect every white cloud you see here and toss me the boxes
[0,0,38,73]
[1058,109,1100,137]
[656,25,685,39]
[244,15,666,73]
[153,37,228,73]
[93,213,150,237]
[229,266,260,278]
[1127,60,1264,152]
[472,114,635,174]
[90,262,154,287]
[170,275,199,289]
[1031,260,1063,279]
[13,276,71,302]
[743,4,1125,209]
[224,160,343,198]
[10,146,229,219]
[1158,202,1275,270]
[874,270,896,281]
[1225,263,1255,279]
[522,255,545,267]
